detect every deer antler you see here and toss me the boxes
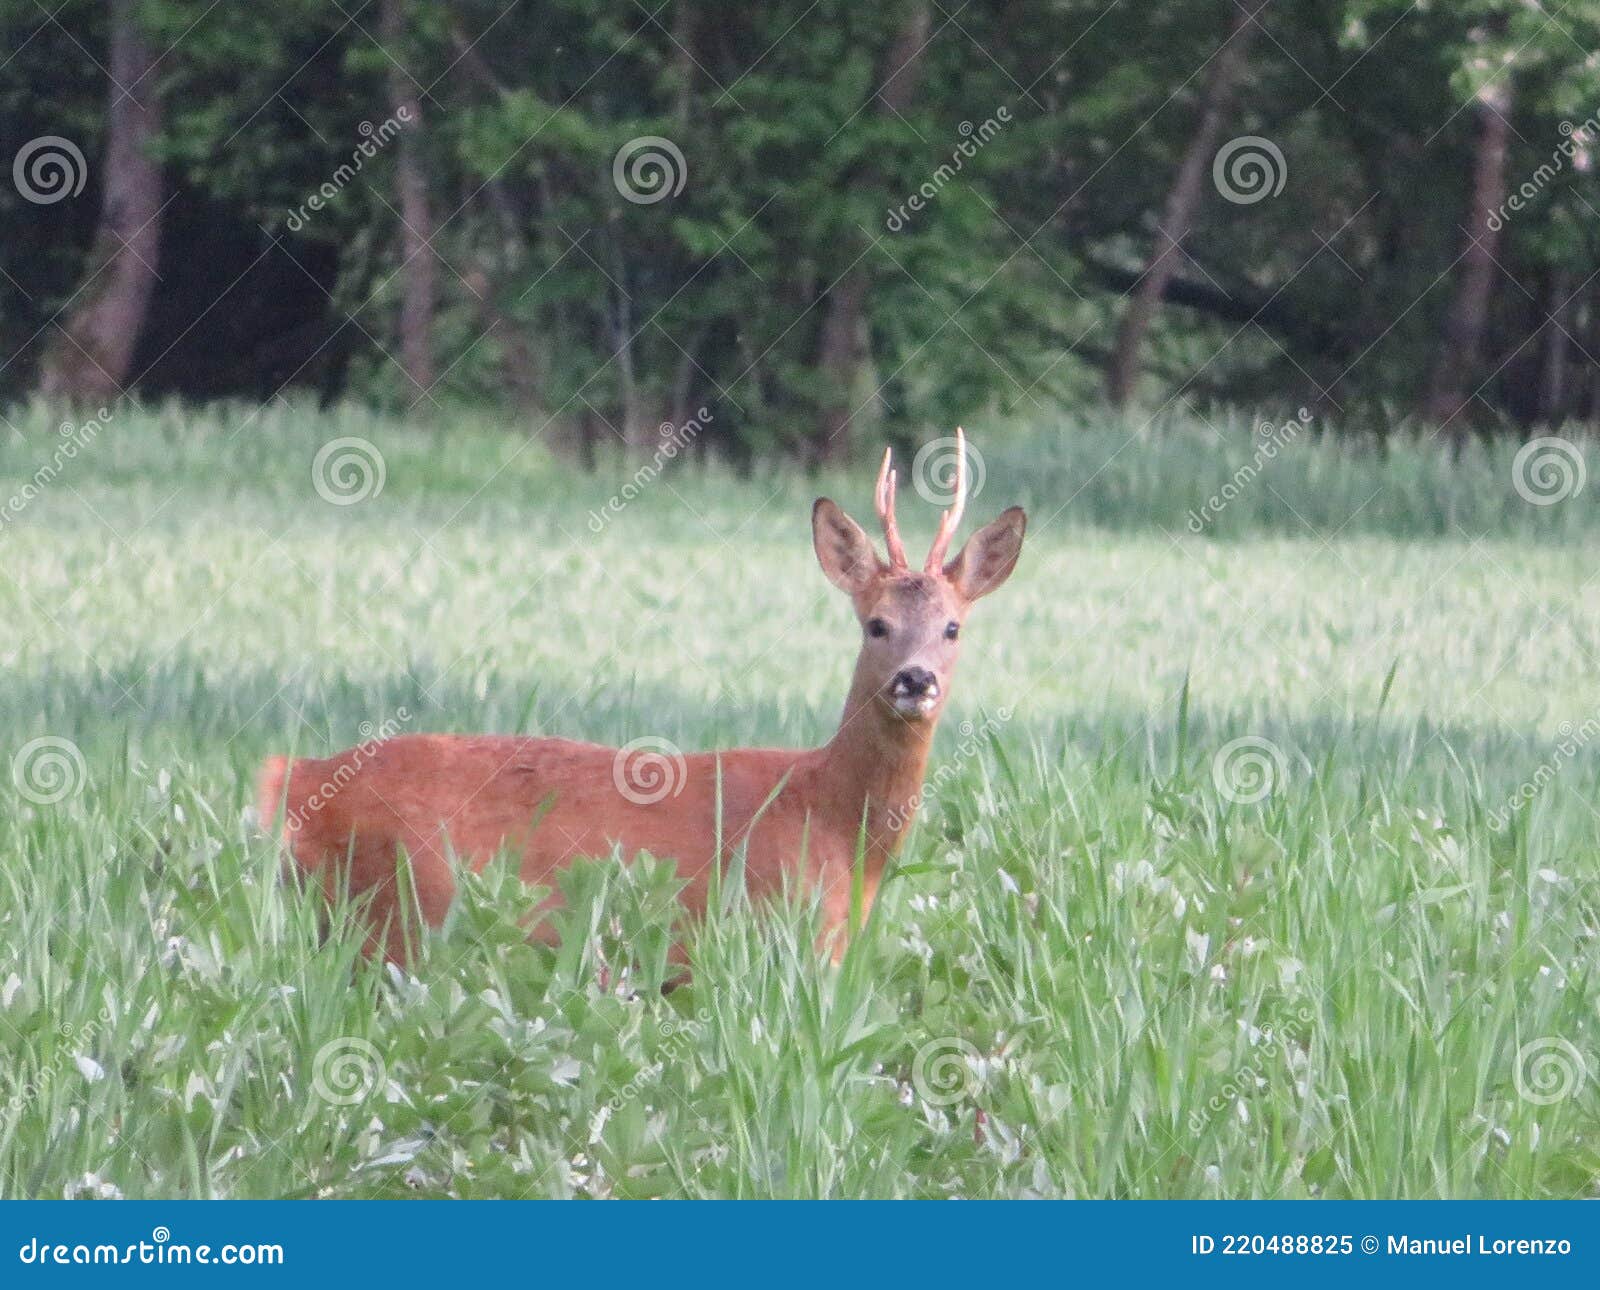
[875,447,910,569]
[924,426,967,571]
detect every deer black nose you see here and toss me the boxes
[890,667,939,699]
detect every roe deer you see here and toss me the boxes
[257,429,1025,963]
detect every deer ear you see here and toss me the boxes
[813,499,884,594]
[944,507,1026,603]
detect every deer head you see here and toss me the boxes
[811,428,1026,726]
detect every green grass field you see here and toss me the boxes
[1,402,1598,1198]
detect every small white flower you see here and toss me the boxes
[62,1173,123,1201]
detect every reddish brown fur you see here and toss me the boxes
[258,441,1025,963]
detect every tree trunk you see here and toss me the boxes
[1537,267,1574,427]
[1422,81,1514,433]
[1106,0,1259,408]
[36,0,163,403]
[382,0,436,396]
[1587,284,1600,428]
[813,2,931,462]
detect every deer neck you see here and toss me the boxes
[814,663,938,856]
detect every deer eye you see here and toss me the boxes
[944,621,960,640]
[866,617,890,639]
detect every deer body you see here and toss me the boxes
[259,430,1023,962]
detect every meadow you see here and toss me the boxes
[1,402,1597,1199]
